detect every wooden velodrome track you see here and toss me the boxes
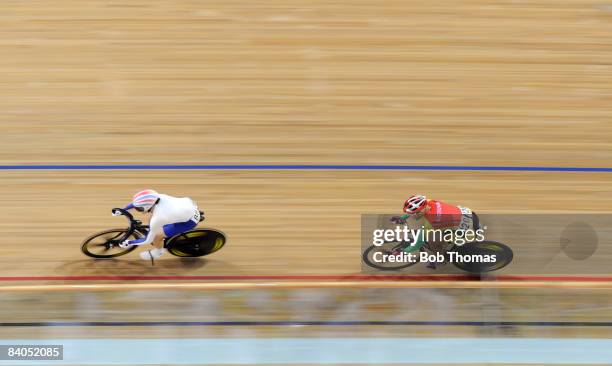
[1,0,612,281]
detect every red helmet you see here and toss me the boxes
[403,195,428,214]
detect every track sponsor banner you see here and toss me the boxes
[361,214,611,275]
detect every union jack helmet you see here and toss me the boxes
[132,189,160,212]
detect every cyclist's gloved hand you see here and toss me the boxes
[112,209,122,217]
[119,240,132,249]
[390,216,406,224]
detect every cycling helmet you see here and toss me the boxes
[132,189,160,212]
[403,195,428,214]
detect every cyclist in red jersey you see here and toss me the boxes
[392,195,480,269]
[417,199,463,230]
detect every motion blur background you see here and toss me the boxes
[1,0,612,364]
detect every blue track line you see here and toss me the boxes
[1,164,612,172]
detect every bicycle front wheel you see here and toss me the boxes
[81,229,140,258]
[362,243,420,271]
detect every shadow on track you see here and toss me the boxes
[55,257,245,276]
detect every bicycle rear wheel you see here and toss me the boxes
[165,229,227,257]
[81,229,139,258]
[451,241,513,273]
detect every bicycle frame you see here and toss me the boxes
[111,208,150,242]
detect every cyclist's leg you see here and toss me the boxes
[423,240,448,269]
[401,238,425,254]
[162,219,197,238]
[152,236,164,249]
[424,228,459,268]
[139,236,168,261]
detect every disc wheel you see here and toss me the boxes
[451,241,513,273]
[165,229,227,257]
[81,229,140,258]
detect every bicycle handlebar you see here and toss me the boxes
[113,207,205,224]
[111,207,134,221]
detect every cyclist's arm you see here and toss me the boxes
[400,214,433,229]
[123,203,135,211]
[399,214,433,253]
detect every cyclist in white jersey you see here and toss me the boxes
[113,189,202,260]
